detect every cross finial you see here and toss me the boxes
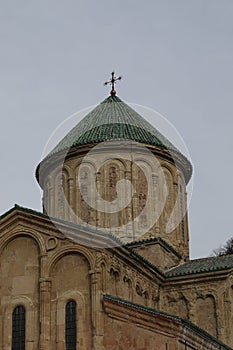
[104,71,122,96]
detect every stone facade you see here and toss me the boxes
[0,207,232,349]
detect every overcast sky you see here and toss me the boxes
[0,0,233,259]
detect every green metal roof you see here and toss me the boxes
[48,94,180,156]
[166,254,233,277]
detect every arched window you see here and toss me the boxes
[12,305,25,350]
[66,300,77,350]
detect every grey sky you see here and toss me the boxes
[1,0,233,258]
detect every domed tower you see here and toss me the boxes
[36,87,192,261]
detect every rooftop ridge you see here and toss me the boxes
[0,204,124,245]
[0,204,165,278]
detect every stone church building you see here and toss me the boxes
[0,83,233,349]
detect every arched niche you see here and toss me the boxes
[178,173,187,243]
[0,236,40,297]
[56,291,91,350]
[43,176,52,215]
[123,276,133,302]
[196,295,217,337]
[161,166,174,231]
[2,296,37,349]
[74,162,96,225]
[0,236,40,349]
[50,252,91,349]
[50,252,91,297]
[133,160,150,230]
[109,268,120,297]
[101,159,126,228]
[54,169,70,220]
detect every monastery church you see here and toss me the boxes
[0,75,233,349]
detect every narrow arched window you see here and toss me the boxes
[66,300,77,350]
[12,305,25,350]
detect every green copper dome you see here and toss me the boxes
[48,95,179,156]
[36,94,193,184]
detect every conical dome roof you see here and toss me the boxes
[37,94,192,184]
[48,95,179,156]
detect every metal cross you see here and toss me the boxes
[104,71,122,95]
